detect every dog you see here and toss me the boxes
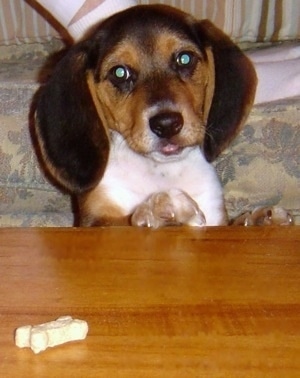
[34,4,257,227]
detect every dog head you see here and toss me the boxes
[35,4,257,193]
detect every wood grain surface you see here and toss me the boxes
[0,226,299,377]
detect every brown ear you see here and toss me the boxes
[35,41,110,193]
[196,20,257,162]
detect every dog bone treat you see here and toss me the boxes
[15,316,88,354]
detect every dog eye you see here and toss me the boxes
[113,66,130,81]
[176,52,193,66]
[108,65,136,91]
[173,51,197,76]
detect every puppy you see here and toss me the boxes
[34,4,257,227]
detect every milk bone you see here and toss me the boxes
[15,316,88,354]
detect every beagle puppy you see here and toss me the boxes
[34,4,257,227]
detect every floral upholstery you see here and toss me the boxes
[215,96,300,224]
[0,113,73,227]
[0,93,299,226]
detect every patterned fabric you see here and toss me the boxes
[0,0,300,45]
[215,97,300,224]
[0,112,73,227]
[0,91,299,226]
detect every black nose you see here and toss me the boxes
[149,112,183,138]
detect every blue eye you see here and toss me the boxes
[108,65,137,92]
[112,65,130,81]
[177,53,191,66]
[115,66,127,79]
[173,51,198,77]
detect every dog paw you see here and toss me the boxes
[232,206,294,226]
[131,189,206,228]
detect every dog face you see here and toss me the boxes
[90,29,214,162]
[35,4,257,196]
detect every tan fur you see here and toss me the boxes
[79,189,130,226]
[202,48,215,125]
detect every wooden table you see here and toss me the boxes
[0,226,299,377]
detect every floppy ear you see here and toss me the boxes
[34,40,110,193]
[196,20,257,162]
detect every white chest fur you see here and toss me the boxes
[99,133,225,225]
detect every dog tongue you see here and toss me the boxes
[161,143,181,155]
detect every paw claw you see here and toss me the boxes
[131,203,158,228]
[131,190,206,228]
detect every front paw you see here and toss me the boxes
[232,206,294,226]
[131,189,206,228]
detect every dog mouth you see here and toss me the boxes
[148,139,196,162]
[160,140,183,156]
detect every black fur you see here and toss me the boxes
[195,20,257,161]
[36,41,110,192]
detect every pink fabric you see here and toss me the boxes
[35,0,137,40]
[247,44,300,104]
